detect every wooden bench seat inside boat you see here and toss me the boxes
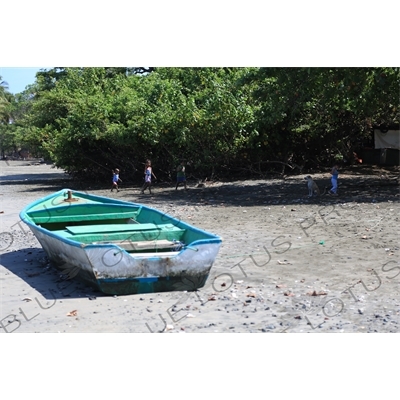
[53,223,185,244]
[65,223,162,235]
[93,239,181,251]
[29,210,140,224]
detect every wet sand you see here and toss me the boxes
[1,160,399,333]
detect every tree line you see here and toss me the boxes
[1,67,398,183]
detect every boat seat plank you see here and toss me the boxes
[31,211,139,224]
[72,229,185,244]
[93,239,180,251]
[65,223,181,235]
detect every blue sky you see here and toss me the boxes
[0,67,49,94]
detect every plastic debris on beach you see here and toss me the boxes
[67,310,78,317]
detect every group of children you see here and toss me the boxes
[111,159,187,194]
[112,161,340,195]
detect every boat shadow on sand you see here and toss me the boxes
[1,247,103,300]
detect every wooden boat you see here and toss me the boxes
[20,189,222,295]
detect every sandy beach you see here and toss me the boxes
[1,160,399,333]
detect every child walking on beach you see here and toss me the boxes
[329,164,339,195]
[111,169,122,192]
[141,159,157,194]
[175,160,187,190]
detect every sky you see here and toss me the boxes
[0,67,49,94]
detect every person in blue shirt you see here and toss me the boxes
[329,164,339,195]
[111,168,122,192]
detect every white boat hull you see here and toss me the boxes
[28,219,221,295]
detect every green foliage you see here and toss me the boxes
[247,67,399,168]
[6,67,400,180]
